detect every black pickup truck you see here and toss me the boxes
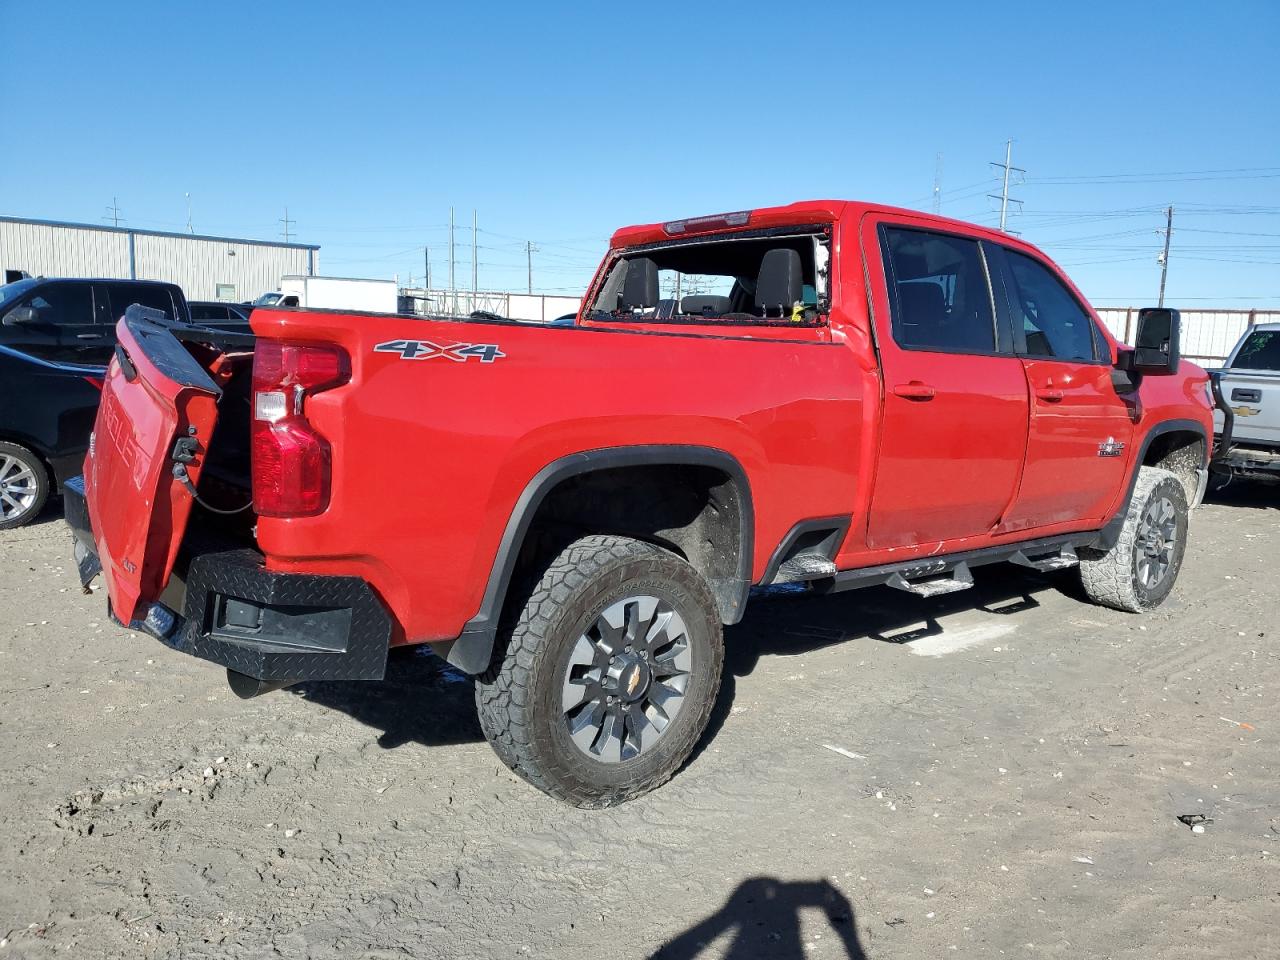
[0,276,189,527]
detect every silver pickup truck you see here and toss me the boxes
[1212,322,1280,481]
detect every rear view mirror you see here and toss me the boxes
[1124,307,1181,374]
[2,306,39,327]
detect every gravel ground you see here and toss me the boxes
[0,485,1277,959]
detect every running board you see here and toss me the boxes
[886,561,974,597]
[1009,544,1079,572]
[809,532,1099,599]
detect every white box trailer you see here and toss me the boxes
[255,275,399,313]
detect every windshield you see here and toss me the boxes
[1232,329,1280,371]
[0,278,39,311]
[588,230,829,324]
[253,292,282,306]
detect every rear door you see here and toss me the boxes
[86,316,221,624]
[106,282,181,323]
[990,245,1136,530]
[862,216,1030,549]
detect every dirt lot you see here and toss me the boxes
[1,486,1277,960]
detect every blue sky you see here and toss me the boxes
[3,0,1278,304]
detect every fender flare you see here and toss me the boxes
[1094,418,1208,550]
[447,444,755,674]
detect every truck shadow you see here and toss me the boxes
[649,876,866,959]
[693,565,1056,766]
[1203,478,1279,511]
[291,565,1061,755]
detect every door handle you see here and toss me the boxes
[893,381,935,401]
[1036,389,1065,402]
[76,333,101,340]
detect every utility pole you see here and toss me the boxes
[1157,205,1174,307]
[988,139,1025,233]
[424,246,431,291]
[449,206,455,313]
[932,153,943,214]
[103,197,123,227]
[185,193,194,234]
[471,209,478,295]
[279,207,294,243]
[526,240,538,294]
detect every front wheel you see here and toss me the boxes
[1078,466,1189,612]
[475,535,724,807]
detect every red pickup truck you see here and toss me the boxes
[65,200,1214,806]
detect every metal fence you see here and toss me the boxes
[1094,308,1280,367]
[401,288,582,323]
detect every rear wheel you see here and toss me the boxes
[1078,466,1188,612]
[475,535,724,807]
[0,443,49,530]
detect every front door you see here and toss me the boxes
[863,219,1030,550]
[990,245,1135,530]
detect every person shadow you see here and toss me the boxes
[650,876,867,959]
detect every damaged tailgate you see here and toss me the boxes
[86,314,222,624]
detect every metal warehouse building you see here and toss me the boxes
[0,216,319,302]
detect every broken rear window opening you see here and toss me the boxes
[587,229,831,326]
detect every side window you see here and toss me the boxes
[107,283,176,320]
[21,282,95,326]
[1232,330,1280,370]
[881,227,996,353]
[1003,251,1098,362]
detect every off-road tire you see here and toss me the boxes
[1078,466,1188,613]
[475,534,724,807]
[0,442,50,530]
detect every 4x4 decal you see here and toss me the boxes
[374,339,505,363]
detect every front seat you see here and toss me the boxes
[896,282,946,347]
[755,249,803,318]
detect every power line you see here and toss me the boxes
[526,240,538,294]
[932,153,943,214]
[988,139,1024,234]
[1157,205,1174,307]
[279,207,294,243]
[103,196,123,227]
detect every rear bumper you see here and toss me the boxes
[64,477,392,683]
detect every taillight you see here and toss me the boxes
[251,341,350,517]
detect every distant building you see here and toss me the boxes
[0,215,319,302]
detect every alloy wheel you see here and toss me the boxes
[1135,494,1178,589]
[560,595,692,763]
[0,455,40,523]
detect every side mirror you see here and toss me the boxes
[2,306,40,327]
[1121,307,1181,374]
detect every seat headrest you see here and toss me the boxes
[621,258,659,310]
[681,295,732,317]
[755,249,803,312]
[897,282,946,324]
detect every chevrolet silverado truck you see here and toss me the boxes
[1210,322,1280,482]
[63,201,1214,806]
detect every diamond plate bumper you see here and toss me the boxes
[64,476,392,683]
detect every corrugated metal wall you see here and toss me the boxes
[0,218,317,302]
[131,234,313,302]
[1095,307,1280,366]
[0,220,131,279]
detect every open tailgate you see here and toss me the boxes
[86,315,222,624]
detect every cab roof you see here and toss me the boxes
[609,199,1024,250]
